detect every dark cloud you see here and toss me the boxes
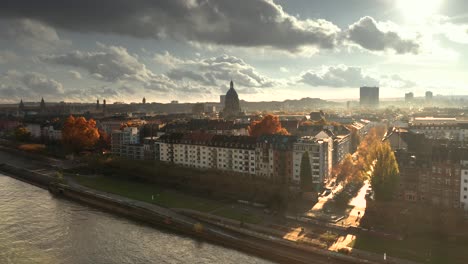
[0,71,64,100]
[346,16,420,54]
[0,18,69,51]
[0,0,340,51]
[300,65,379,87]
[40,43,175,91]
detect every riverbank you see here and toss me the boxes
[0,162,375,264]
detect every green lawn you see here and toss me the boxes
[350,233,468,264]
[213,207,263,224]
[74,175,263,224]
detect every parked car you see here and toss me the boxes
[321,188,332,197]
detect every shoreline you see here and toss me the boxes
[0,162,376,264]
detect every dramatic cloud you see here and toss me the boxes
[300,65,379,87]
[155,52,275,88]
[0,71,64,100]
[0,0,340,51]
[40,43,176,92]
[0,18,69,51]
[346,16,420,54]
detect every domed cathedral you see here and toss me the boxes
[222,80,242,118]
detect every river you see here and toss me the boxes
[0,174,273,264]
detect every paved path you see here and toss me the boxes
[343,181,370,227]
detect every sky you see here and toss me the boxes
[1,0,468,104]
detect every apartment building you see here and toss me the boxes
[292,136,333,188]
[158,133,256,175]
[461,160,468,211]
[111,127,144,160]
[409,117,468,144]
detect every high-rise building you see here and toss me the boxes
[96,99,100,109]
[223,80,241,117]
[405,92,414,102]
[425,91,433,101]
[142,97,146,104]
[360,87,379,108]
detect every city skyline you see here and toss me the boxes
[2,0,468,103]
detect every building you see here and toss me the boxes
[360,87,379,108]
[333,134,351,165]
[409,117,468,144]
[461,160,468,211]
[425,91,433,101]
[42,124,62,142]
[192,103,205,115]
[389,133,468,209]
[158,132,256,175]
[292,136,333,189]
[111,127,145,160]
[405,92,414,102]
[223,80,241,117]
[309,111,325,121]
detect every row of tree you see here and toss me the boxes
[330,126,399,201]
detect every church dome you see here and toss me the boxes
[223,80,241,117]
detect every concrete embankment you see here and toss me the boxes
[0,163,55,187]
[0,163,378,264]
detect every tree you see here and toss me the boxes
[96,129,111,151]
[14,126,31,142]
[62,115,100,153]
[349,128,360,153]
[248,114,289,137]
[371,142,399,201]
[334,153,354,183]
[300,151,313,192]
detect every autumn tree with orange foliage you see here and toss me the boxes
[62,116,100,153]
[248,114,289,137]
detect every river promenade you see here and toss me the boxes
[0,147,404,264]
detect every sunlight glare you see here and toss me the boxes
[397,0,442,23]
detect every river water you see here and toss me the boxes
[0,174,273,264]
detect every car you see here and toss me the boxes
[322,188,332,196]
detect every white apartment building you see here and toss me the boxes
[111,127,144,159]
[255,143,274,179]
[158,133,256,175]
[409,117,468,144]
[292,136,333,187]
[461,160,468,211]
[42,125,62,141]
